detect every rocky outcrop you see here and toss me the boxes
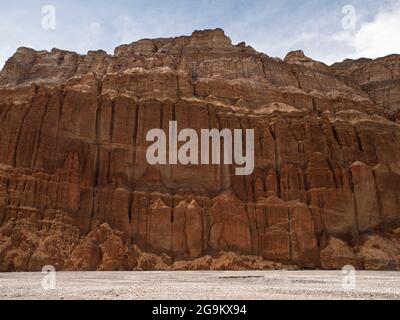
[358,233,400,270]
[320,237,360,270]
[0,28,400,270]
[332,55,400,122]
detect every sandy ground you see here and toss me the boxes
[0,271,400,300]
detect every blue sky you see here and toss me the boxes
[1,0,400,68]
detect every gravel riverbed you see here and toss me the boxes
[1,271,400,300]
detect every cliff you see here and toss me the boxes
[0,28,400,271]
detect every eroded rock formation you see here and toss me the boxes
[1,28,400,271]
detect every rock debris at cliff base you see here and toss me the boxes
[0,28,400,271]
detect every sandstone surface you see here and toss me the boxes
[1,29,400,270]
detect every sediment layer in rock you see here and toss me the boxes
[1,28,400,271]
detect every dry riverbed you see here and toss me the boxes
[1,271,400,300]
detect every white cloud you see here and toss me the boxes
[264,1,400,65]
[353,3,400,58]
[329,1,400,62]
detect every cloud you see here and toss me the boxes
[254,1,400,65]
[353,2,400,58]
[328,1,400,62]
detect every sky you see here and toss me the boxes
[1,0,400,69]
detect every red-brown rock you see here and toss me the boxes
[0,28,400,270]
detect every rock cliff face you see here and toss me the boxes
[1,28,400,271]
